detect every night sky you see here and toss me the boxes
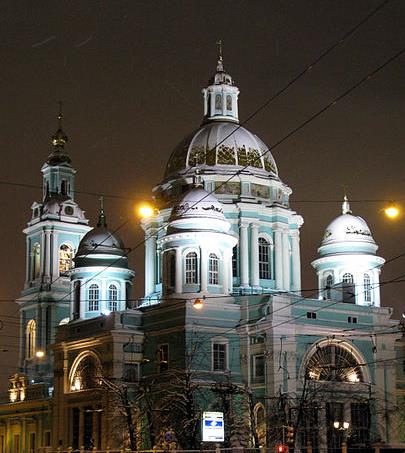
[1,0,405,389]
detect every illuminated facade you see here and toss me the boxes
[0,56,403,453]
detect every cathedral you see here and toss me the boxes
[0,54,403,453]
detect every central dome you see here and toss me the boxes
[165,121,278,179]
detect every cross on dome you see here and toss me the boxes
[342,195,352,215]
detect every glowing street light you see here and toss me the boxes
[384,203,400,219]
[138,203,154,218]
[35,350,45,358]
[193,298,204,310]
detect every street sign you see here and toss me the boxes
[202,411,224,442]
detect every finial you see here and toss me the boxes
[51,101,68,148]
[97,196,107,227]
[216,39,224,72]
[342,195,352,215]
[193,168,203,188]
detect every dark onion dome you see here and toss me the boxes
[47,109,71,166]
[164,121,278,179]
[74,208,128,268]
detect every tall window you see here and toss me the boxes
[185,252,198,284]
[88,284,99,311]
[108,284,118,311]
[158,344,169,373]
[167,252,176,288]
[364,274,372,302]
[226,95,232,111]
[26,320,36,359]
[342,273,354,284]
[32,243,41,279]
[325,274,333,299]
[59,244,73,275]
[215,94,222,110]
[209,253,219,285]
[232,246,238,277]
[213,343,227,371]
[258,238,271,279]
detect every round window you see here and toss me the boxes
[64,206,74,215]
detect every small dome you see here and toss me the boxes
[320,198,377,255]
[170,186,226,222]
[164,121,278,178]
[77,226,125,257]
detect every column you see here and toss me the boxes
[240,223,249,288]
[45,230,51,278]
[291,233,301,293]
[200,247,208,292]
[250,223,259,289]
[274,230,283,290]
[92,411,100,449]
[145,229,157,295]
[318,402,327,453]
[80,281,87,318]
[222,250,229,294]
[282,232,291,290]
[373,269,381,307]
[175,249,182,294]
[79,408,84,448]
[25,237,30,283]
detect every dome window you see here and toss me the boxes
[364,274,372,303]
[342,273,354,284]
[226,95,232,111]
[108,284,118,311]
[185,252,198,284]
[258,238,271,280]
[88,284,100,311]
[215,94,222,110]
[325,275,333,299]
[208,253,219,285]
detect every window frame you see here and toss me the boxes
[108,283,119,311]
[208,253,219,285]
[253,354,265,378]
[88,284,100,311]
[364,274,372,303]
[258,237,272,280]
[185,251,199,285]
[212,341,228,372]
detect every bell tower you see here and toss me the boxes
[16,109,91,381]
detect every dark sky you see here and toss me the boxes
[1,0,405,389]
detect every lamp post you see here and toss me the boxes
[333,421,350,453]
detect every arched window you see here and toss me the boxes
[325,274,333,299]
[226,95,232,111]
[215,94,222,110]
[108,284,118,311]
[254,404,266,446]
[258,238,271,279]
[364,274,372,302]
[342,273,354,284]
[209,253,219,285]
[70,353,102,392]
[32,243,41,279]
[26,320,36,359]
[88,284,99,311]
[59,244,74,275]
[168,252,176,288]
[306,344,364,383]
[185,252,198,284]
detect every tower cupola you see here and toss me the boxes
[202,46,240,124]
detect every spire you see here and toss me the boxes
[342,195,352,215]
[97,196,107,227]
[216,39,224,72]
[47,102,71,166]
[51,101,68,148]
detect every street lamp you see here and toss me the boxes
[384,202,400,219]
[138,203,155,218]
[333,421,350,430]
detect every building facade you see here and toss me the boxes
[0,56,403,453]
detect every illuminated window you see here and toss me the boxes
[88,284,99,311]
[70,353,102,391]
[209,253,219,285]
[26,320,36,359]
[32,243,41,279]
[108,284,118,311]
[215,94,222,110]
[226,95,232,111]
[364,274,372,302]
[213,343,227,371]
[325,274,333,299]
[59,244,73,275]
[185,252,198,284]
[342,273,354,284]
[259,238,271,279]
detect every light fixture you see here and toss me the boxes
[138,204,154,218]
[333,421,340,429]
[35,350,45,358]
[343,421,350,430]
[384,203,400,219]
[193,298,204,310]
